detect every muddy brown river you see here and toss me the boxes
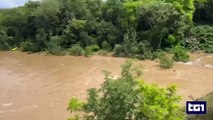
[0,51,213,120]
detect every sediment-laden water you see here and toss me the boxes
[0,51,212,120]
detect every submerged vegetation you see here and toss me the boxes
[159,53,174,69]
[0,0,212,61]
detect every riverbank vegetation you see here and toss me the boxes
[0,0,212,62]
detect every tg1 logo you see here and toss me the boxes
[186,101,207,114]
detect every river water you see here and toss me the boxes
[0,51,213,120]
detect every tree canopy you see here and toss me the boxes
[0,0,212,57]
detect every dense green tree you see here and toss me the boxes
[101,0,124,28]
[194,0,213,24]
[0,28,14,50]
[165,0,195,23]
[0,0,211,57]
[0,8,28,44]
[61,19,87,47]
[122,0,144,29]
[95,20,122,47]
[137,1,187,49]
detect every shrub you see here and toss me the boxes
[159,53,174,69]
[68,98,84,112]
[84,45,99,57]
[0,41,11,50]
[98,50,109,56]
[69,45,84,56]
[34,29,49,52]
[137,50,154,60]
[173,46,190,62]
[186,25,213,53]
[205,47,213,53]
[46,45,65,56]
[0,29,14,50]
[68,61,185,120]
[101,41,111,51]
[88,44,100,52]
[20,41,32,52]
[84,46,93,57]
[46,36,65,56]
[113,44,125,57]
[136,42,155,60]
[137,1,188,49]
[167,34,176,47]
[20,41,40,53]
[123,30,138,56]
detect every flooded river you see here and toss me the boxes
[0,51,213,120]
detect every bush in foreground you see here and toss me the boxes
[67,61,185,120]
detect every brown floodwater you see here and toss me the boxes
[0,51,213,120]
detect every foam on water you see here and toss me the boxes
[1,103,13,107]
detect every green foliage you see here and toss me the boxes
[46,36,65,56]
[62,19,87,47]
[1,0,211,60]
[67,98,84,120]
[0,29,14,50]
[20,41,36,52]
[186,25,213,53]
[21,28,49,53]
[101,0,123,26]
[173,46,190,62]
[85,46,93,57]
[98,50,109,56]
[194,0,213,24]
[95,20,121,48]
[113,44,125,57]
[84,45,99,57]
[167,34,176,46]
[158,53,174,69]
[138,83,184,120]
[137,1,187,49]
[67,115,80,120]
[88,44,100,52]
[165,0,195,23]
[68,98,84,112]
[35,0,62,18]
[101,41,111,51]
[123,30,138,56]
[68,61,185,120]
[135,42,153,60]
[122,0,143,29]
[69,45,84,56]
